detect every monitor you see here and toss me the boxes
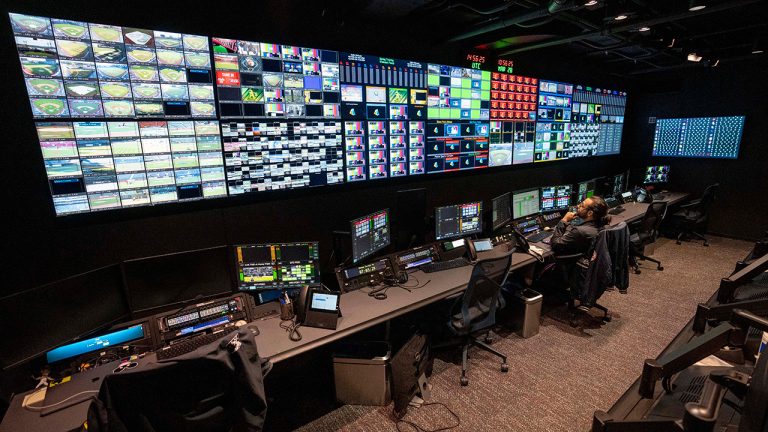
[491,192,512,231]
[394,188,426,250]
[234,242,320,290]
[540,185,572,212]
[46,324,145,364]
[122,245,234,314]
[0,264,129,369]
[351,209,390,263]
[652,116,744,159]
[643,165,669,184]
[575,179,596,202]
[435,202,483,240]
[512,188,540,219]
[612,172,625,196]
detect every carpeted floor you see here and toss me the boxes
[293,236,753,432]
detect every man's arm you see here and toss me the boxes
[550,220,588,255]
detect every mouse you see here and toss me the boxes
[543,226,553,232]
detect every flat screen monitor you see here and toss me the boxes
[612,172,625,196]
[351,209,390,263]
[540,185,572,212]
[46,324,144,364]
[395,188,426,250]
[435,202,483,240]
[0,264,129,369]
[576,179,596,202]
[643,165,669,184]
[652,116,744,159]
[491,192,512,231]
[122,245,234,314]
[512,188,539,220]
[234,242,320,290]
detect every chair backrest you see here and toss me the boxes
[456,253,513,333]
[699,183,720,215]
[639,201,668,241]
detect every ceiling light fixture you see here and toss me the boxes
[614,14,628,21]
[712,59,720,67]
[752,39,764,54]
[667,37,676,48]
[584,0,598,6]
[638,26,650,32]
[688,0,706,11]
[687,52,703,62]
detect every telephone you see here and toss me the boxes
[511,228,530,253]
[293,285,340,330]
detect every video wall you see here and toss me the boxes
[10,12,628,216]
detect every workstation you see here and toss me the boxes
[1,1,767,431]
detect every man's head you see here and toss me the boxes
[577,196,609,225]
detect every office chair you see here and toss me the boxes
[442,253,512,386]
[553,222,630,324]
[629,201,668,274]
[672,183,720,247]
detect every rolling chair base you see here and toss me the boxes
[631,255,664,274]
[676,231,709,247]
[459,334,508,386]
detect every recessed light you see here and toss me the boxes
[638,26,650,32]
[689,0,706,11]
[687,52,703,62]
[712,59,720,67]
[614,14,628,21]
[584,0,598,5]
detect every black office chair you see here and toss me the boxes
[443,253,512,386]
[553,222,631,324]
[672,183,719,247]
[629,201,668,273]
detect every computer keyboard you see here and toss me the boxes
[608,207,626,215]
[652,193,668,201]
[526,231,553,243]
[420,257,470,273]
[156,330,235,360]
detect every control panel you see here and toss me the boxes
[393,244,440,272]
[155,294,255,344]
[335,257,396,293]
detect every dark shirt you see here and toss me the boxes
[550,219,599,256]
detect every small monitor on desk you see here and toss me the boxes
[512,188,539,220]
[612,172,626,196]
[540,185,572,212]
[643,165,669,184]
[491,192,512,231]
[351,209,390,263]
[234,242,320,291]
[435,201,482,241]
[46,324,145,364]
[575,178,596,202]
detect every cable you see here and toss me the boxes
[24,390,100,412]
[279,319,302,341]
[394,402,460,432]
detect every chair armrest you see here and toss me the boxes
[554,252,583,261]
[680,199,701,209]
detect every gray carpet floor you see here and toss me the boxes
[296,236,754,432]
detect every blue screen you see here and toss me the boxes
[46,324,144,363]
[652,116,745,159]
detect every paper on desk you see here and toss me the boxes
[22,388,46,408]
[694,355,734,367]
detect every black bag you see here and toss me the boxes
[390,332,432,420]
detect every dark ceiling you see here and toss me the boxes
[337,0,767,77]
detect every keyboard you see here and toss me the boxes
[526,231,553,243]
[156,330,235,360]
[420,257,470,273]
[652,194,668,201]
[608,207,626,215]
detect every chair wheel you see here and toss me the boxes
[501,363,509,373]
[703,243,709,247]
[658,266,664,271]
[604,316,612,323]
[485,337,493,344]
[676,241,682,245]
[634,269,641,274]
[460,377,469,386]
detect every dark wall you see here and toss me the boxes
[0,1,632,296]
[621,58,768,240]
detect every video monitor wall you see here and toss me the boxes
[212,37,340,119]
[339,53,427,180]
[489,72,538,166]
[571,86,626,157]
[652,116,744,159]
[427,64,490,120]
[535,80,573,162]
[426,120,489,173]
[11,13,215,119]
[36,120,226,215]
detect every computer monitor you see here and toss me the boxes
[395,188,426,250]
[351,209,390,263]
[435,202,483,241]
[122,245,235,314]
[234,242,320,290]
[491,192,512,231]
[540,185,572,212]
[575,179,597,203]
[612,172,626,196]
[46,324,145,364]
[512,188,540,220]
[0,264,129,369]
[643,165,670,184]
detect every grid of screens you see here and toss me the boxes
[643,165,669,184]
[435,202,482,240]
[652,116,744,159]
[212,37,340,119]
[11,12,631,217]
[491,192,512,231]
[11,13,215,119]
[234,242,320,290]
[351,209,390,263]
[339,53,427,180]
[512,188,540,219]
[540,185,571,212]
[36,120,225,215]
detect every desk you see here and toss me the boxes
[1,192,690,431]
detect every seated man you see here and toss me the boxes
[550,196,610,256]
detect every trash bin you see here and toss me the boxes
[511,289,543,338]
[333,341,391,406]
